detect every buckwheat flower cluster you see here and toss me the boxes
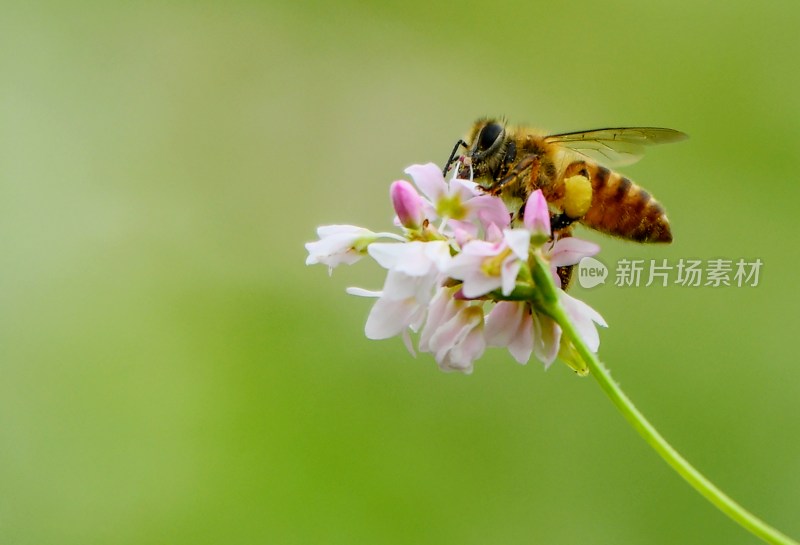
[305,163,606,374]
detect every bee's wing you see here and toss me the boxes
[545,127,688,167]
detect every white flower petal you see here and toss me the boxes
[503,228,531,260]
[501,259,521,296]
[381,269,440,305]
[364,297,424,340]
[367,242,404,270]
[560,292,605,352]
[317,224,371,238]
[346,287,382,297]
[419,287,459,352]
[305,235,365,268]
[382,270,421,300]
[402,330,417,356]
[445,257,480,282]
[423,241,453,272]
[532,312,561,367]
[462,273,501,298]
[368,241,434,277]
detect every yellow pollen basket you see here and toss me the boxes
[563,175,593,219]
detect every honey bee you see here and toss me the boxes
[444,118,687,248]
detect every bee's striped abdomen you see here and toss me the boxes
[579,164,672,243]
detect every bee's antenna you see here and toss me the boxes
[443,139,467,176]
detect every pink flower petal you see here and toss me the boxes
[449,178,481,200]
[451,225,476,248]
[523,190,551,236]
[390,180,424,229]
[444,328,484,373]
[460,239,502,257]
[506,311,533,364]
[549,238,601,267]
[484,222,503,243]
[405,163,446,203]
[469,195,511,230]
[485,301,522,347]
[431,306,484,373]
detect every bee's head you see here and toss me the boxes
[456,118,507,183]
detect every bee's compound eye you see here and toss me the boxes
[477,122,503,150]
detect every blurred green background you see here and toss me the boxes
[1,1,798,544]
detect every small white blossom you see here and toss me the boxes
[423,300,486,374]
[446,228,530,298]
[305,225,377,273]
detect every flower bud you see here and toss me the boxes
[390,180,424,229]
[523,189,551,244]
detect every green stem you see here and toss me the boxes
[533,255,798,545]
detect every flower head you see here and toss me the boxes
[404,163,510,233]
[306,163,607,374]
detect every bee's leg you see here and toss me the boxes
[557,264,575,289]
[551,212,577,230]
[442,139,468,176]
[524,155,542,195]
[554,229,575,289]
[492,155,539,195]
